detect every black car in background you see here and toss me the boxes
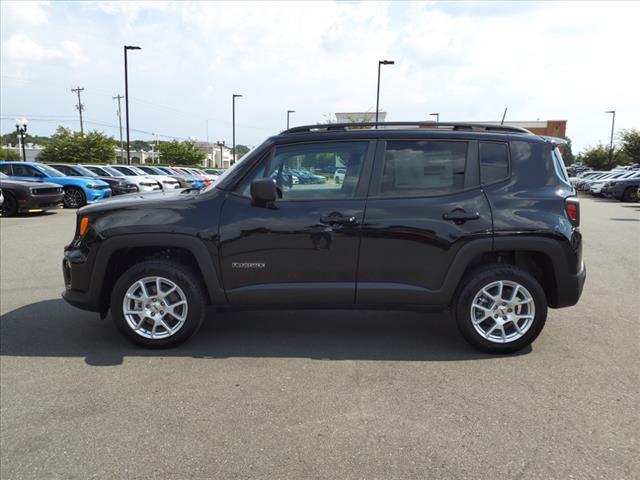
[0,172,64,216]
[48,164,138,196]
[62,121,585,354]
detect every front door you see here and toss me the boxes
[219,140,375,306]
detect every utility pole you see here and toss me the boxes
[501,107,508,125]
[113,94,125,162]
[71,86,85,134]
[605,110,616,168]
[232,94,242,165]
[376,60,394,127]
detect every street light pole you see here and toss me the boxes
[15,118,27,162]
[124,45,141,165]
[232,94,242,165]
[375,60,394,126]
[217,140,225,168]
[113,94,125,162]
[605,110,616,168]
[287,110,295,129]
[429,112,439,125]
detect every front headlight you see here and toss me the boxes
[86,184,101,190]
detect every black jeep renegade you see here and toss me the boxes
[62,122,586,353]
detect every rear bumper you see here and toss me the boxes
[553,261,586,308]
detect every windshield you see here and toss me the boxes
[103,166,125,177]
[129,166,148,175]
[114,166,138,176]
[72,165,98,177]
[33,164,64,177]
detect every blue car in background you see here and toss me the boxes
[0,161,111,208]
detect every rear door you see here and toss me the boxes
[356,138,493,305]
[219,140,375,306]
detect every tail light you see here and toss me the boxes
[565,197,580,226]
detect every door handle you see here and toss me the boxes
[442,209,480,223]
[320,213,357,225]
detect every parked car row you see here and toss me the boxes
[0,160,225,216]
[571,168,640,202]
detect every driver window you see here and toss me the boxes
[236,141,368,200]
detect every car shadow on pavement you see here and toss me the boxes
[0,299,530,366]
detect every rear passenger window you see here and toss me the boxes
[381,141,467,197]
[480,142,509,183]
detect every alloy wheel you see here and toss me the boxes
[469,280,535,344]
[122,276,189,340]
[64,188,83,208]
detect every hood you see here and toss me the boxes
[78,187,201,216]
[0,178,62,189]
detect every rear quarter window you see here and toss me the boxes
[480,142,509,184]
[380,140,468,197]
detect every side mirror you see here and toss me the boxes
[250,178,278,204]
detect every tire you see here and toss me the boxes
[454,264,547,354]
[110,260,207,348]
[622,187,638,203]
[63,186,86,208]
[1,191,18,216]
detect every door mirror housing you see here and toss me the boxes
[251,178,278,204]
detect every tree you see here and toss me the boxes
[562,137,575,166]
[1,131,50,147]
[0,147,21,161]
[618,129,640,162]
[576,144,614,170]
[130,140,152,151]
[234,144,250,158]
[38,127,116,164]
[158,140,206,165]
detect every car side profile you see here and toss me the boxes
[48,164,139,196]
[62,122,585,354]
[0,161,111,208]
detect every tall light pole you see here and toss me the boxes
[287,110,295,129]
[124,45,141,165]
[15,118,27,162]
[232,94,242,165]
[605,110,616,168]
[429,112,439,125]
[375,60,394,126]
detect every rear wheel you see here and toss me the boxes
[1,192,18,216]
[110,260,206,348]
[454,264,547,354]
[63,187,86,208]
[622,187,638,202]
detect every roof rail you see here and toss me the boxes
[282,121,532,135]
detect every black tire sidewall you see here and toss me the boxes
[2,192,17,216]
[64,187,86,208]
[455,265,548,354]
[110,261,206,348]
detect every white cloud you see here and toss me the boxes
[0,1,638,151]
[1,1,50,26]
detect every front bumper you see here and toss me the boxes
[62,243,101,312]
[86,189,112,203]
[18,193,64,212]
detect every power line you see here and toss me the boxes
[71,86,85,134]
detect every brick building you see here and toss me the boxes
[501,120,567,138]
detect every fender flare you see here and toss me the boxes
[90,233,226,307]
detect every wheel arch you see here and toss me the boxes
[90,234,225,315]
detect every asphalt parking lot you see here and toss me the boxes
[1,196,638,479]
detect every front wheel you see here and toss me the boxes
[1,191,18,216]
[110,261,206,347]
[454,264,547,354]
[63,187,86,208]
[622,187,638,203]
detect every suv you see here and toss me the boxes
[62,122,586,353]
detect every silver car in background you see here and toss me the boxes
[111,165,181,190]
[82,165,162,193]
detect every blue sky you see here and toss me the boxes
[1,1,638,152]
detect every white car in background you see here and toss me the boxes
[111,165,181,190]
[82,165,162,193]
[334,168,346,184]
